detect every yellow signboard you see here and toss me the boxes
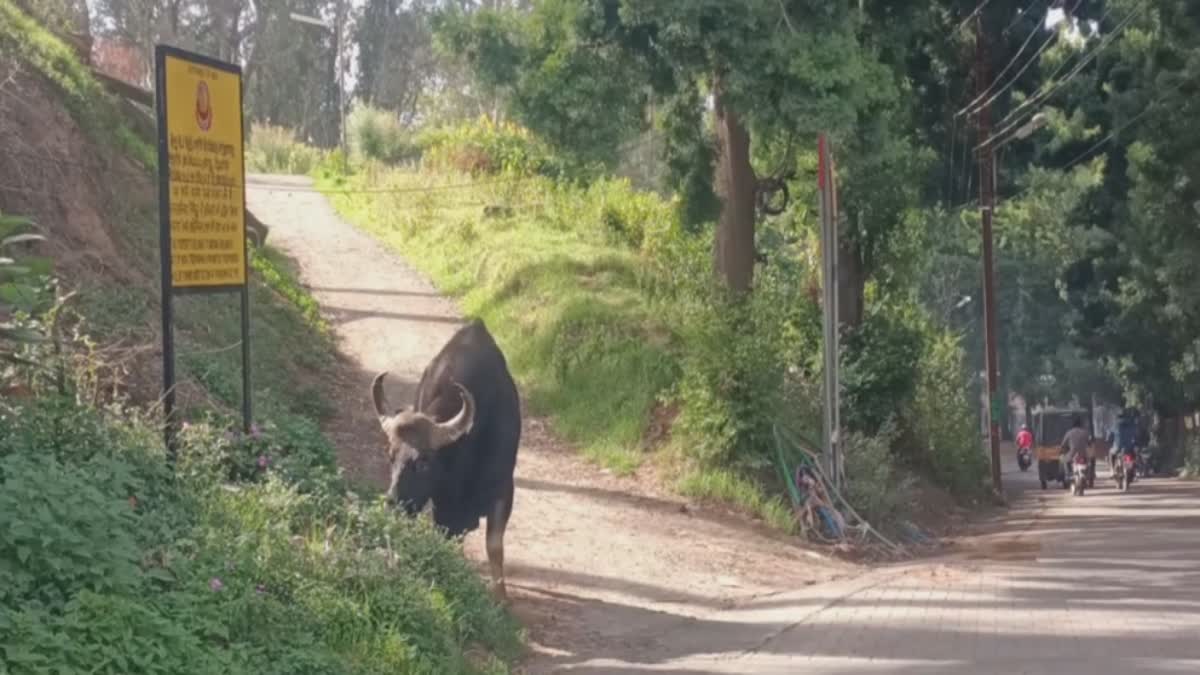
[158,47,246,289]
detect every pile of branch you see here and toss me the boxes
[772,424,909,560]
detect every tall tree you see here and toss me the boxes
[356,0,436,122]
[1060,0,1200,423]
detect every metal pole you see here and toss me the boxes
[976,18,1003,495]
[830,149,842,488]
[154,46,178,462]
[238,64,253,434]
[818,133,841,487]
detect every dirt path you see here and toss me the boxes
[246,174,856,671]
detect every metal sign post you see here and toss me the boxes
[817,134,842,488]
[154,44,252,460]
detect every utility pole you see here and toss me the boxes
[818,133,842,489]
[975,16,1003,495]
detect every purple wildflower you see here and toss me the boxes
[250,423,263,439]
[208,577,224,592]
[257,454,271,469]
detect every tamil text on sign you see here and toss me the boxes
[162,52,245,288]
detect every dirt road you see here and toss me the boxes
[246,175,855,671]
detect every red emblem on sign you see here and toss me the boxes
[195,80,212,132]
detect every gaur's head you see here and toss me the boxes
[371,372,476,512]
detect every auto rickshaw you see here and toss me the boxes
[1033,407,1089,490]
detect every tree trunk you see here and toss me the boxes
[711,77,757,295]
[1155,414,1186,471]
[836,228,865,328]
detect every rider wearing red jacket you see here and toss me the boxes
[1016,424,1034,456]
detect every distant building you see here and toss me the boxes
[91,37,149,89]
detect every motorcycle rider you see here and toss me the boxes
[1060,416,1090,475]
[1016,424,1034,462]
[1112,409,1139,473]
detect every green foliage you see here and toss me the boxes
[676,468,797,533]
[673,291,788,470]
[839,424,910,526]
[250,247,329,335]
[0,1,154,166]
[0,396,522,675]
[433,2,646,171]
[347,104,423,166]
[903,332,987,495]
[0,453,142,609]
[419,117,561,177]
[1,211,52,373]
[246,124,325,175]
[840,306,926,435]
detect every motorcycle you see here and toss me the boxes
[1071,454,1090,496]
[1115,450,1137,492]
[1017,446,1032,472]
[1136,446,1155,478]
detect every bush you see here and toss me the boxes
[839,424,913,525]
[1,210,54,371]
[0,453,142,608]
[840,305,926,435]
[901,331,988,494]
[673,292,788,471]
[0,397,521,674]
[418,117,560,177]
[246,123,323,175]
[347,104,421,166]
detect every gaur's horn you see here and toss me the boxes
[371,372,391,421]
[429,383,476,450]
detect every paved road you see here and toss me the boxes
[561,453,1200,674]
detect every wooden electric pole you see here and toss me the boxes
[975,16,1003,495]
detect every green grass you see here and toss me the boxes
[677,468,798,534]
[321,170,681,473]
[247,123,326,175]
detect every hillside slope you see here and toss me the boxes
[0,6,332,421]
[1,8,522,674]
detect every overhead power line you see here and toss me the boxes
[959,0,1083,119]
[956,0,997,33]
[951,69,1196,213]
[980,0,1150,151]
